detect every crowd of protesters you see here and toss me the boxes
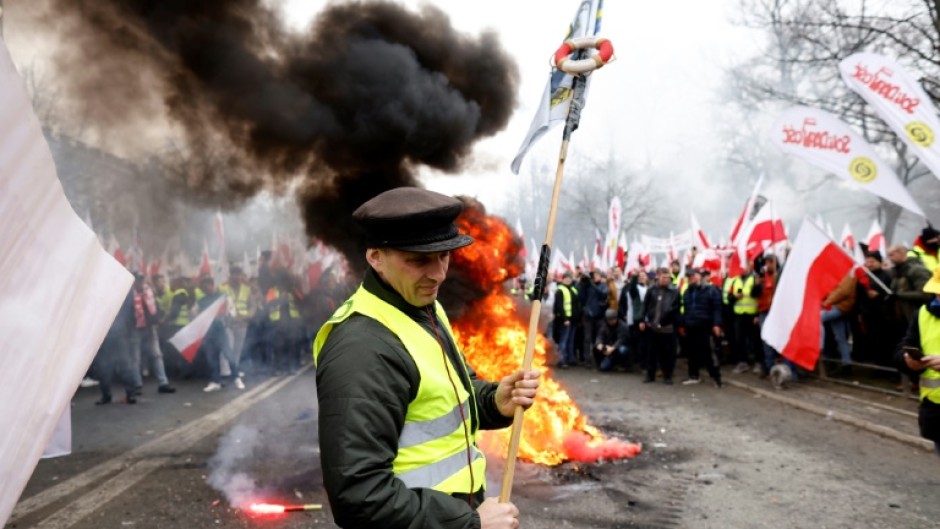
[539,225,940,391]
[85,250,349,405]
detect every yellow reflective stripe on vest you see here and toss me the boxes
[396,446,484,490]
[917,305,940,404]
[314,285,485,494]
[399,400,470,448]
[732,276,757,315]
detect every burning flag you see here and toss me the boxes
[449,203,640,465]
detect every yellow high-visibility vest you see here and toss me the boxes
[172,289,191,327]
[314,286,485,495]
[222,283,251,317]
[731,275,758,315]
[722,277,736,305]
[558,284,577,317]
[917,305,940,405]
[909,247,939,273]
[267,288,300,321]
[156,289,174,316]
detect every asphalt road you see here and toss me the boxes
[7,363,939,529]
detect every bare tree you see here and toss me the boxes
[726,0,940,241]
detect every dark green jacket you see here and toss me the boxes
[316,268,512,529]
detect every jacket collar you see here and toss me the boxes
[362,267,433,322]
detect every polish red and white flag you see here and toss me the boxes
[690,211,710,249]
[840,223,864,262]
[168,296,227,363]
[760,220,855,370]
[866,219,885,252]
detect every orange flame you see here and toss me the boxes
[451,204,641,465]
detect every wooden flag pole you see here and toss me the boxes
[498,136,571,503]
[499,68,588,502]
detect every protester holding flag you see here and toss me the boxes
[129,272,175,395]
[896,267,940,457]
[161,276,193,377]
[313,188,540,529]
[198,276,244,392]
[821,272,858,374]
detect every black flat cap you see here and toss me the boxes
[353,187,474,253]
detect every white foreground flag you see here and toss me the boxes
[771,106,925,217]
[840,53,940,183]
[0,42,133,526]
[761,220,856,370]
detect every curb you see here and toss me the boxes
[723,379,934,452]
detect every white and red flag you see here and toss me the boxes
[214,210,228,282]
[199,239,212,278]
[108,234,128,267]
[840,223,855,251]
[840,52,940,184]
[866,219,885,252]
[616,232,628,270]
[168,296,227,363]
[770,106,925,217]
[515,218,527,259]
[690,211,710,249]
[840,222,864,262]
[729,174,766,245]
[760,220,856,370]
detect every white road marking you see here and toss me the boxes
[11,366,311,528]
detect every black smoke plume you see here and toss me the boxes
[49,0,518,266]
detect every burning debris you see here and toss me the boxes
[449,200,641,465]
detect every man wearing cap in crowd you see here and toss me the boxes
[908,225,939,273]
[898,266,940,457]
[313,187,541,529]
[553,271,580,368]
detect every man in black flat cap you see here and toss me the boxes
[313,187,540,529]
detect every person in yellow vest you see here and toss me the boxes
[730,259,763,374]
[265,270,304,374]
[160,275,193,378]
[908,225,939,273]
[553,272,581,368]
[898,266,940,457]
[314,187,540,529]
[221,266,254,370]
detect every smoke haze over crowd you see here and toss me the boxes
[44,0,518,264]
